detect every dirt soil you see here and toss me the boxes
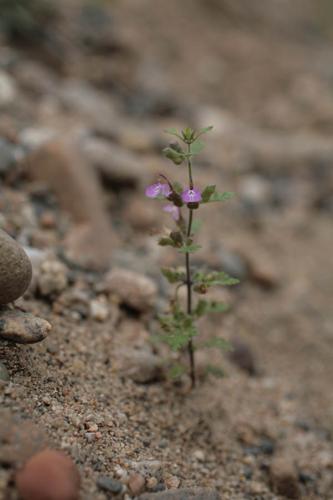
[0,1,333,499]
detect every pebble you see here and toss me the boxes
[270,456,300,499]
[15,449,80,500]
[37,259,68,297]
[89,297,109,322]
[0,361,9,382]
[128,472,146,496]
[0,229,32,304]
[0,308,51,344]
[138,488,221,499]
[164,475,180,489]
[120,349,164,384]
[96,476,123,494]
[105,268,157,312]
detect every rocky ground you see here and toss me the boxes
[0,1,333,499]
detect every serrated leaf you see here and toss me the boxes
[201,185,216,202]
[164,128,183,140]
[178,244,202,254]
[190,140,205,155]
[196,125,213,138]
[161,267,186,284]
[193,270,240,287]
[195,299,229,317]
[206,191,235,203]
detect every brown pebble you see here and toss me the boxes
[16,449,80,500]
[128,473,145,496]
[0,229,32,304]
[0,308,51,344]
[270,456,300,499]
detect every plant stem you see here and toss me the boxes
[186,144,195,388]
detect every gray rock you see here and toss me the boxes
[0,229,32,304]
[0,361,9,382]
[0,308,51,344]
[96,476,123,494]
[139,488,221,500]
[82,136,140,188]
[104,268,157,312]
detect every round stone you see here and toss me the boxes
[0,229,32,304]
[15,449,80,500]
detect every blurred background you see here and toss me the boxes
[0,1,333,498]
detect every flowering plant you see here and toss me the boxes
[145,126,239,387]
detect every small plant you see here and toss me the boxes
[145,126,239,387]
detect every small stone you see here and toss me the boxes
[37,259,68,297]
[270,456,300,499]
[89,297,109,322]
[138,488,221,500]
[0,229,32,304]
[0,361,9,382]
[146,477,158,490]
[16,449,80,500]
[97,476,123,494]
[105,268,157,312]
[192,450,205,462]
[0,308,51,344]
[128,473,145,496]
[120,349,164,384]
[164,475,180,489]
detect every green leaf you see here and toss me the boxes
[202,337,231,351]
[161,267,186,284]
[190,140,204,155]
[164,128,183,140]
[182,127,195,142]
[195,299,229,318]
[206,191,235,203]
[158,310,198,351]
[201,185,216,202]
[195,125,213,139]
[162,145,185,165]
[193,270,239,287]
[178,244,202,254]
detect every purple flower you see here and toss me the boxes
[163,204,180,221]
[181,187,202,203]
[145,182,171,199]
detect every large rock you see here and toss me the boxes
[0,229,32,304]
[104,268,157,312]
[0,308,51,344]
[25,137,115,270]
[15,449,80,500]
